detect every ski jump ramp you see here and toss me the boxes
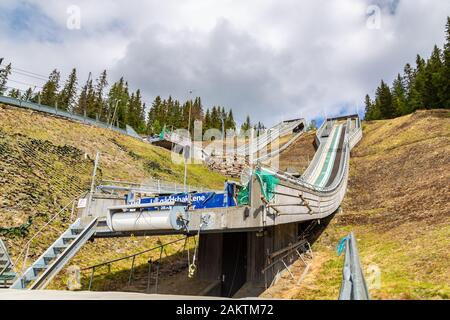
[81,114,362,237]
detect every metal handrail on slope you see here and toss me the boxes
[0,95,142,140]
[262,138,351,194]
[236,120,303,155]
[81,236,191,290]
[0,192,87,281]
[97,179,219,195]
[254,129,305,163]
[0,239,14,280]
[338,232,370,300]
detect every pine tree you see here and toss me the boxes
[364,94,377,120]
[0,63,12,95]
[8,88,20,99]
[58,68,78,111]
[85,79,96,118]
[210,106,219,129]
[75,82,88,116]
[127,89,145,132]
[147,95,162,134]
[106,78,129,128]
[392,74,408,116]
[40,69,61,107]
[241,115,251,132]
[422,46,443,109]
[204,109,211,132]
[225,109,236,130]
[22,87,33,101]
[147,96,162,134]
[439,17,450,108]
[375,80,394,119]
[94,70,108,120]
[409,55,427,111]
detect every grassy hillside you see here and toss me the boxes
[266,110,450,300]
[0,104,226,290]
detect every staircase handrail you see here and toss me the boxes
[0,192,87,280]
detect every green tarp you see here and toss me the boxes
[237,168,280,206]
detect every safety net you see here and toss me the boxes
[237,168,280,206]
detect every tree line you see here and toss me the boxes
[365,17,450,120]
[0,67,148,132]
[0,65,252,135]
[146,96,238,135]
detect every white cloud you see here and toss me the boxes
[0,0,449,126]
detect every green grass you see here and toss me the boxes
[0,104,227,290]
[290,110,450,300]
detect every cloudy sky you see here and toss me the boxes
[0,0,449,126]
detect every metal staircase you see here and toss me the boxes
[0,239,16,288]
[10,218,97,290]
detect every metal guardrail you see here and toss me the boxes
[0,95,142,140]
[338,232,370,300]
[97,179,220,195]
[254,129,305,163]
[81,236,191,291]
[236,119,305,156]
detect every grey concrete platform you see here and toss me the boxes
[0,289,229,300]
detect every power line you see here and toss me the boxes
[7,78,43,89]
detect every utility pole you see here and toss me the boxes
[110,99,121,129]
[87,151,100,217]
[81,72,91,116]
[221,115,226,141]
[184,90,193,193]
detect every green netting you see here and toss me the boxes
[159,126,168,139]
[256,169,280,201]
[237,184,250,206]
[237,169,280,206]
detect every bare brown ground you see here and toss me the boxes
[262,110,450,299]
[278,131,317,173]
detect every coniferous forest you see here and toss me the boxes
[0,66,240,135]
[364,17,450,120]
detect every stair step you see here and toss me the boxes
[10,218,96,290]
[62,237,76,245]
[53,246,68,254]
[0,273,16,279]
[43,256,55,265]
[71,228,83,235]
[33,265,48,276]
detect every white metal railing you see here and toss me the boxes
[0,193,86,281]
[0,95,142,140]
[236,119,304,156]
[338,232,370,300]
[262,118,361,194]
[97,179,220,195]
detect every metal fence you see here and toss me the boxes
[97,179,221,195]
[0,95,142,140]
[338,232,370,300]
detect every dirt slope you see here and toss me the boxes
[278,131,317,173]
[267,110,450,300]
[0,104,226,290]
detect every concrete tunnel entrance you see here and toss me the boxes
[197,215,338,297]
[221,232,248,297]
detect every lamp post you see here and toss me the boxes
[110,99,121,129]
[184,90,193,193]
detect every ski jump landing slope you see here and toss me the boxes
[86,115,362,236]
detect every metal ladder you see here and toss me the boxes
[10,218,97,290]
[0,239,16,288]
